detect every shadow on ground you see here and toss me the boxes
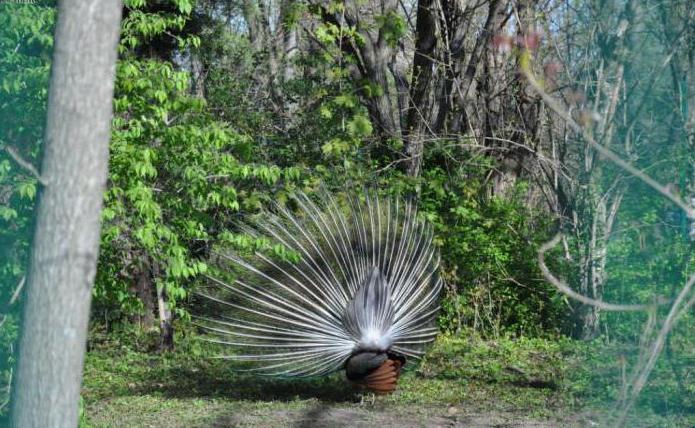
[127,361,356,403]
[207,403,363,428]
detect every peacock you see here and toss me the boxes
[197,190,442,394]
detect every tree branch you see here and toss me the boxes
[538,234,664,312]
[4,146,48,186]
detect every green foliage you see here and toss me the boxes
[375,11,407,48]
[409,147,566,336]
[96,0,304,324]
[602,193,692,341]
[202,19,376,179]
[565,335,694,423]
[121,0,199,52]
[422,333,574,385]
[201,32,267,135]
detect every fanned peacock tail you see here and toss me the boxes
[196,190,442,381]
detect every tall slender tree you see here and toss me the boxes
[10,1,122,426]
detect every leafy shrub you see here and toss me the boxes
[413,148,567,337]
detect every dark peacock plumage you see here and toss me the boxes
[197,190,442,393]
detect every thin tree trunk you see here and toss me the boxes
[10,1,122,427]
[243,0,269,52]
[280,0,298,83]
[190,54,206,99]
[157,283,174,351]
[403,0,437,178]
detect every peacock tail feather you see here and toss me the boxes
[196,190,442,378]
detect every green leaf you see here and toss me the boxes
[17,181,37,200]
[346,114,372,137]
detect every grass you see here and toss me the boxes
[81,324,693,427]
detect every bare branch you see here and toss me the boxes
[615,273,695,426]
[10,276,25,306]
[538,234,662,312]
[5,146,48,186]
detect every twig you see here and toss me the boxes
[538,234,661,312]
[5,146,48,186]
[615,273,695,426]
[10,276,25,306]
[0,276,26,330]
[0,276,23,408]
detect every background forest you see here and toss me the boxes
[0,0,693,426]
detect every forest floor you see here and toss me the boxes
[81,326,691,428]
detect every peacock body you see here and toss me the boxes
[198,190,442,393]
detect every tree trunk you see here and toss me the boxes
[280,0,298,83]
[10,1,122,427]
[157,283,174,351]
[242,0,269,52]
[190,54,206,99]
[129,261,155,329]
[575,184,624,339]
[403,0,437,178]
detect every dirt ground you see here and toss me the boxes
[87,395,599,428]
[204,406,589,428]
